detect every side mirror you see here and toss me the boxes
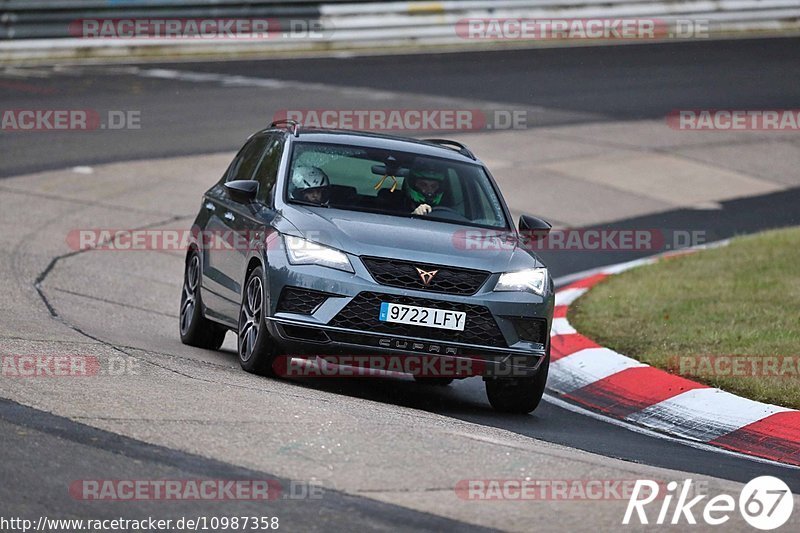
[518,214,551,242]
[224,180,259,203]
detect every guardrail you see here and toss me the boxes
[321,0,800,42]
[1,0,798,61]
[1,1,336,39]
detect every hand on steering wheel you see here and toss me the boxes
[412,203,432,216]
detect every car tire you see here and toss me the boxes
[179,251,227,350]
[413,376,454,386]
[238,266,279,376]
[485,348,549,414]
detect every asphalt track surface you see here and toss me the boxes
[0,400,492,532]
[2,37,799,178]
[1,37,800,530]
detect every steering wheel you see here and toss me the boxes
[429,206,469,221]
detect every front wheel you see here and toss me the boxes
[485,350,549,414]
[238,266,279,376]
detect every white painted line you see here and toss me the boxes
[549,347,645,394]
[554,287,587,306]
[122,66,507,107]
[543,393,800,471]
[554,270,608,289]
[626,388,792,442]
[600,256,657,275]
[550,318,576,336]
[1,66,53,78]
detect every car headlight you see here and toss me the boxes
[284,235,353,273]
[494,268,548,296]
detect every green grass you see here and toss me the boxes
[570,227,800,409]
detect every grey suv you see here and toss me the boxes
[180,121,554,413]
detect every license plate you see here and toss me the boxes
[378,302,466,331]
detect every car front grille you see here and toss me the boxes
[361,256,490,295]
[328,292,507,347]
[276,287,331,315]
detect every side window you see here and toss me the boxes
[253,136,285,203]
[225,135,270,183]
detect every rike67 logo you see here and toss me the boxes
[623,476,794,530]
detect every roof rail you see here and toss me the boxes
[270,119,300,137]
[421,138,476,160]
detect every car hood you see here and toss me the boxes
[277,205,544,273]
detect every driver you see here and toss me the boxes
[405,166,445,216]
[290,166,330,204]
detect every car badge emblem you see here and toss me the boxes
[415,267,438,285]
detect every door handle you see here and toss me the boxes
[224,212,235,222]
[204,202,215,211]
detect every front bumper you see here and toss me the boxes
[264,248,554,377]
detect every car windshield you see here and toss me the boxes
[286,141,509,229]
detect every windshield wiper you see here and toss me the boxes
[290,199,330,208]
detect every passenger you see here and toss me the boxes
[290,166,329,204]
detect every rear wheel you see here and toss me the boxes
[485,349,549,414]
[238,266,279,376]
[179,251,227,350]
